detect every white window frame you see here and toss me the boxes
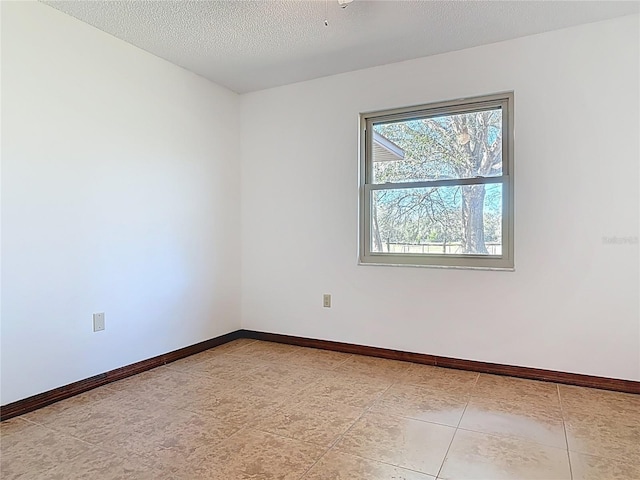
[359,92,515,270]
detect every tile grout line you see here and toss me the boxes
[306,367,483,478]
[296,379,398,479]
[15,393,214,474]
[557,384,574,480]
[329,354,355,370]
[13,344,619,479]
[7,418,124,466]
[435,372,480,479]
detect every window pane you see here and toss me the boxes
[371,184,502,256]
[372,108,503,184]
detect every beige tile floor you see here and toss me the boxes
[1,339,639,479]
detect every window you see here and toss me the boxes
[359,92,514,269]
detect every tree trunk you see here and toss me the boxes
[461,185,488,254]
[372,201,384,252]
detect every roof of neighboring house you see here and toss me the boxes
[373,131,405,162]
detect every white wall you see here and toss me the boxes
[1,2,241,404]
[2,6,637,407]
[241,16,640,381]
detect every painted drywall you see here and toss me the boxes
[2,5,637,407]
[1,2,241,404]
[241,15,640,381]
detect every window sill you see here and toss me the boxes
[358,259,515,271]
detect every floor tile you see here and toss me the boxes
[240,362,325,395]
[164,350,226,371]
[558,383,640,461]
[0,423,93,479]
[116,368,219,407]
[253,396,364,447]
[459,395,566,448]
[400,364,478,396]
[22,385,122,425]
[569,450,640,480]
[335,412,455,476]
[103,366,171,394]
[31,393,161,445]
[180,383,283,425]
[302,450,435,479]
[439,429,571,480]
[165,351,262,382]
[564,413,640,461]
[96,406,241,462]
[4,340,639,480]
[28,448,167,480]
[285,346,353,371]
[559,384,640,422]
[189,428,325,479]
[225,340,301,364]
[297,371,391,408]
[154,408,242,450]
[370,382,467,427]
[0,416,33,439]
[333,354,412,381]
[164,339,256,368]
[559,384,640,409]
[472,374,560,403]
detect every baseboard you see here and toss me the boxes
[3,328,637,422]
[240,329,640,395]
[0,330,243,421]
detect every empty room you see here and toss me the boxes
[1,1,638,479]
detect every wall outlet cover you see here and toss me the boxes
[93,312,105,332]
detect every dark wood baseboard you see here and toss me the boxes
[0,330,243,421]
[3,328,637,422]
[240,329,640,395]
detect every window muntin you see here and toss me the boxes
[360,93,514,269]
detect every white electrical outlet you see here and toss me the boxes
[93,312,105,332]
[323,294,331,308]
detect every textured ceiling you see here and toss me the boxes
[45,0,639,93]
